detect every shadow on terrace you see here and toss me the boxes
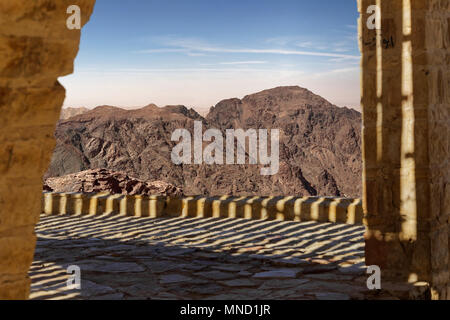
[30,212,383,300]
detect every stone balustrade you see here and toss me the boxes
[41,192,364,225]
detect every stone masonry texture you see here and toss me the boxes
[0,1,95,299]
[29,214,431,300]
[358,0,450,299]
[41,193,364,225]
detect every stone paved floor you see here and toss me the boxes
[29,214,391,300]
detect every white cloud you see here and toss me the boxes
[64,36,361,112]
[219,61,268,65]
[295,41,315,48]
[137,36,360,60]
[138,46,359,60]
[265,36,292,46]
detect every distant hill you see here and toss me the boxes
[47,86,362,197]
[60,107,89,119]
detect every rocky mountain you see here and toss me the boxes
[44,168,183,197]
[60,107,89,119]
[46,86,362,197]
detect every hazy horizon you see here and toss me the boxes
[61,84,361,117]
[60,0,361,112]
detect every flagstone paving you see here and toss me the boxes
[29,214,396,300]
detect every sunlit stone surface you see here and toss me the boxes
[29,214,409,300]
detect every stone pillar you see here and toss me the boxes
[359,0,449,299]
[0,1,95,299]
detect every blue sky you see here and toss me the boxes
[61,0,360,113]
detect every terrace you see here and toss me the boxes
[29,193,417,300]
[31,195,370,300]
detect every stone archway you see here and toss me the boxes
[0,0,448,299]
[0,0,96,299]
[358,0,449,299]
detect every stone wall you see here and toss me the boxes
[42,193,364,225]
[358,0,450,299]
[0,1,95,299]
